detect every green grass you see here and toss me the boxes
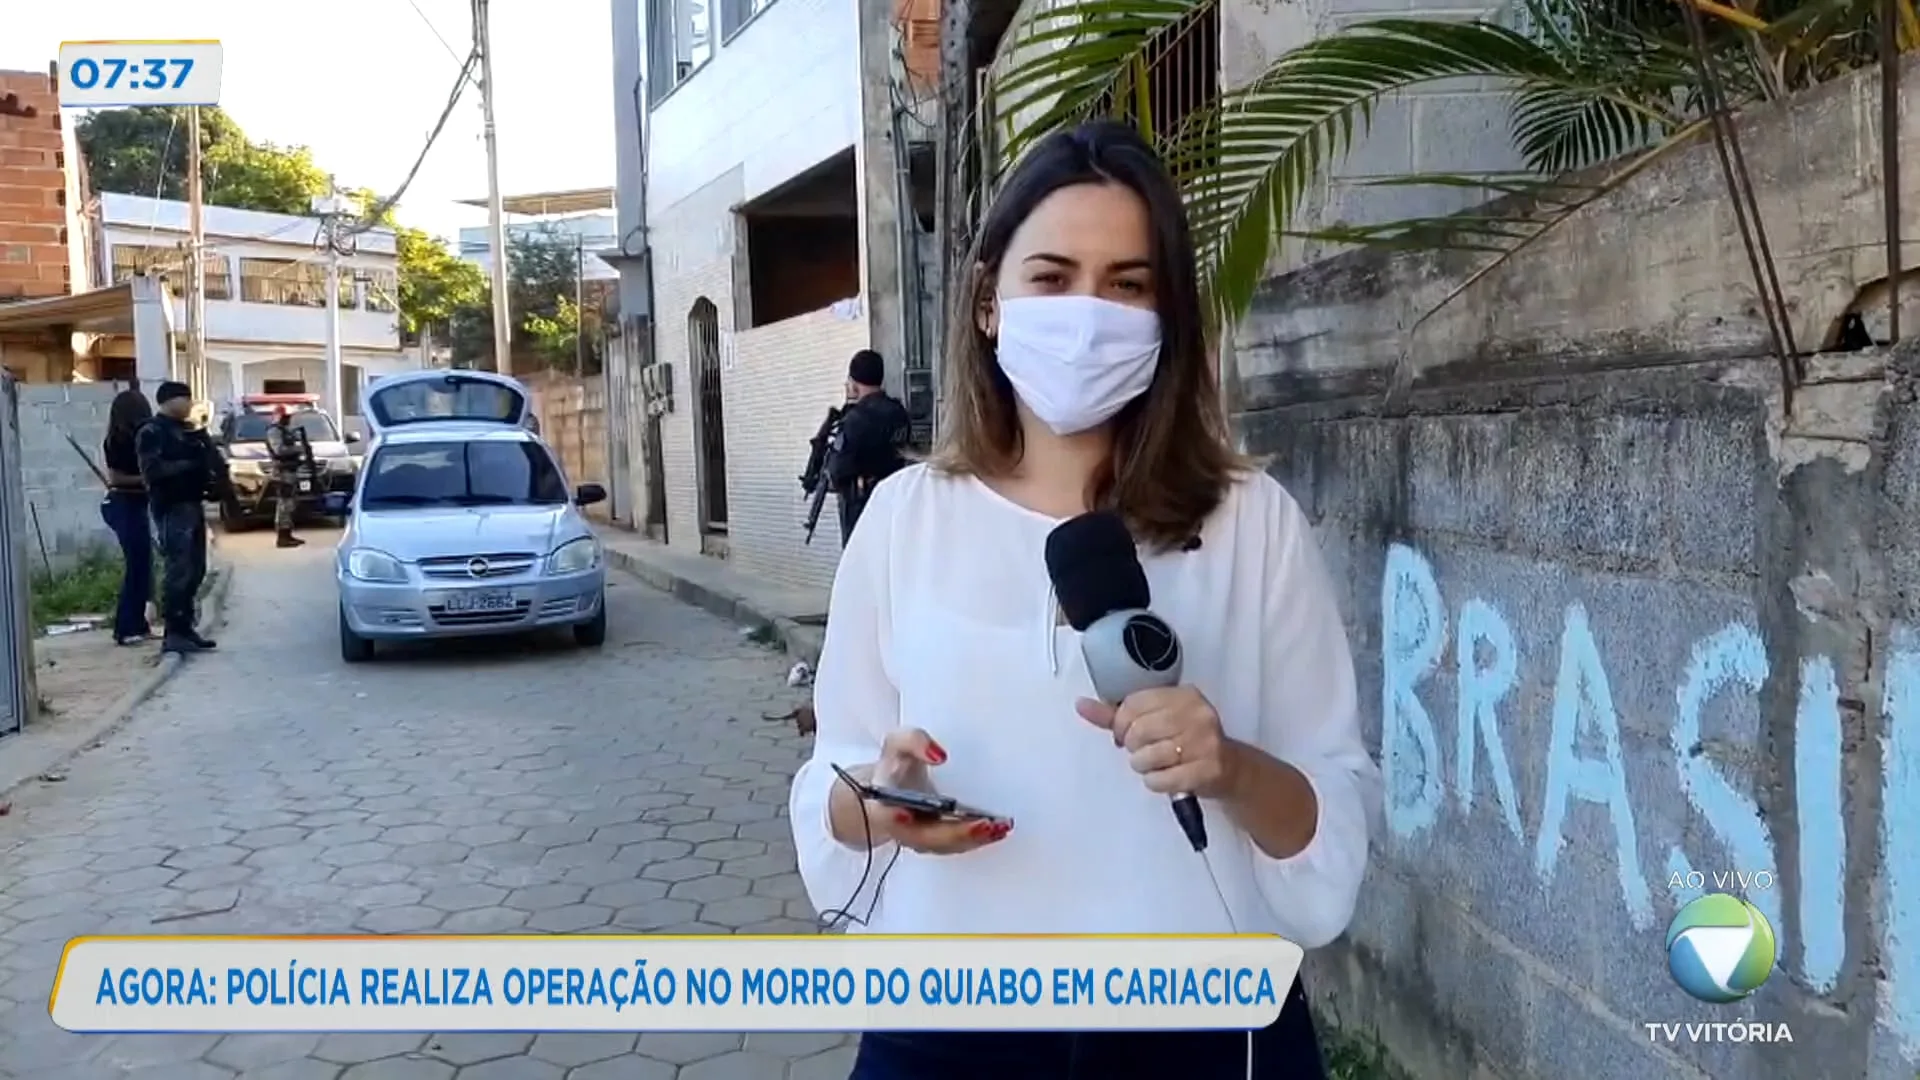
[29,549,128,632]
[1322,1021,1412,1080]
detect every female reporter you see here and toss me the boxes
[788,120,1380,1080]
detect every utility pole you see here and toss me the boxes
[184,105,208,403]
[474,0,513,374]
[574,234,585,375]
[317,178,346,423]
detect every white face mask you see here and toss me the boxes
[993,295,1162,436]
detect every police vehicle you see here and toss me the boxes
[214,393,360,530]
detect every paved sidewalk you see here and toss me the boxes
[0,528,852,1080]
[595,531,828,667]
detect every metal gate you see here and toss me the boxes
[0,374,37,738]
[688,299,728,532]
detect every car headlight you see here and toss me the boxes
[346,548,407,583]
[548,537,601,574]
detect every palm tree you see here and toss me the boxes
[990,0,1912,334]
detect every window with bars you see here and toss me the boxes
[110,245,235,300]
[110,244,180,284]
[203,253,233,300]
[240,257,327,307]
[362,269,398,313]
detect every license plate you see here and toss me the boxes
[443,589,514,613]
[297,479,312,493]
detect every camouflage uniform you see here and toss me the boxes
[264,418,305,547]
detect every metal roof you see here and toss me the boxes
[455,187,616,216]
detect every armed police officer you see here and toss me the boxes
[264,406,308,549]
[825,349,910,544]
[136,381,220,655]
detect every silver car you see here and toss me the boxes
[334,374,606,662]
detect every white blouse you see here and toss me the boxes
[789,464,1380,949]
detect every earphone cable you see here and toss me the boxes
[815,770,902,932]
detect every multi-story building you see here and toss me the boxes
[456,188,620,284]
[606,0,941,594]
[98,192,413,426]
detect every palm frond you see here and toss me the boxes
[994,0,1211,168]
[1164,18,1688,326]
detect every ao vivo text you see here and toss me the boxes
[1668,869,1775,892]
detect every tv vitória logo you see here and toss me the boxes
[1667,893,1777,1003]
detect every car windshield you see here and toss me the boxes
[227,410,337,443]
[360,441,568,508]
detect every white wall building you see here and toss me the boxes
[608,0,929,594]
[98,192,414,424]
[458,213,620,282]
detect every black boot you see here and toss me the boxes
[276,528,304,548]
[161,629,203,655]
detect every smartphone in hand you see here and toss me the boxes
[831,764,1005,824]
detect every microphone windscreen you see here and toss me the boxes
[1044,511,1149,631]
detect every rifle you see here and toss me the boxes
[800,406,843,546]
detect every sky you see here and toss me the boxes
[0,0,618,244]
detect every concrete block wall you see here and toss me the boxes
[13,383,119,574]
[0,68,71,302]
[1232,57,1920,1080]
[727,306,869,594]
[1219,0,1520,271]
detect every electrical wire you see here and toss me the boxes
[408,0,480,87]
[338,47,480,239]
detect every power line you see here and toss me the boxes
[407,0,481,87]
[339,47,480,239]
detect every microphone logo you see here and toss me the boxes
[1120,614,1180,673]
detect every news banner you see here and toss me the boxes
[52,936,1304,1033]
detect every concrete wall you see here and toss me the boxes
[13,383,119,573]
[1233,59,1920,1080]
[641,0,861,215]
[1218,0,1520,272]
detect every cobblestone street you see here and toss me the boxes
[0,531,851,1079]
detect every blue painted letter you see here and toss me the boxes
[1381,544,1444,839]
[1670,624,1781,955]
[1796,655,1845,992]
[1456,599,1524,839]
[1536,603,1653,930]
[1883,632,1920,1058]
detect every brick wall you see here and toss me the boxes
[0,68,70,302]
[523,370,612,523]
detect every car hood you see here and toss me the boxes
[350,504,578,561]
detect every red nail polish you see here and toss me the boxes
[970,820,993,836]
[926,742,948,764]
[894,811,913,825]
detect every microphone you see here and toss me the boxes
[1044,511,1208,853]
